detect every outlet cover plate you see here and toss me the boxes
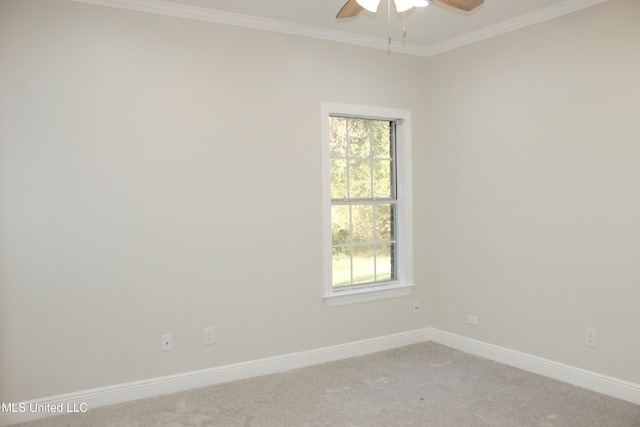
[204,327,215,345]
[413,303,421,316]
[585,328,597,347]
[162,334,173,351]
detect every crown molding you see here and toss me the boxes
[422,0,609,57]
[73,0,608,58]
[72,0,426,56]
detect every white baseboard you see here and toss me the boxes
[3,327,639,426]
[429,328,640,406]
[1,328,430,426]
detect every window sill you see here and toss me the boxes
[324,283,415,307]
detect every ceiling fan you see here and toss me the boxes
[336,0,484,18]
[336,0,483,44]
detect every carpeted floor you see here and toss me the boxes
[13,342,640,426]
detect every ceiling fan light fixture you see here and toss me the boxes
[413,0,430,7]
[393,0,415,13]
[355,0,381,12]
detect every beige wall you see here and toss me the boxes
[419,0,640,383]
[1,0,639,405]
[0,0,428,402]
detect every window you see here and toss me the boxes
[329,117,396,286]
[321,103,413,306]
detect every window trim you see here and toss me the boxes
[321,103,414,306]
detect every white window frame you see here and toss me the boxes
[321,102,414,306]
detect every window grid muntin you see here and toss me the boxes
[331,203,397,288]
[329,115,398,289]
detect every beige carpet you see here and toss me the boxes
[13,342,640,426]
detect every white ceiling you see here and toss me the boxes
[81,0,608,56]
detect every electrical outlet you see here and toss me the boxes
[162,334,173,351]
[585,328,597,347]
[204,327,215,345]
[467,315,478,325]
[413,302,421,316]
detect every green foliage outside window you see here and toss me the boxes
[329,116,397,288]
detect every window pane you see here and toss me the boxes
[375,243,395,281]
[372,159,392,198]
[327,111,403,293]
[347,118,371,158]
[351,204,373,243]
[348,160,372,198]
[330,159,348,199]
[375,204,395,242]
[352,245,375,285]
[329,117,347,158]
[332,246,351,287]
[372,121,391,158]
[331,205,351,246]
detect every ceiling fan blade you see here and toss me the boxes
[435,0,484,12]
[336,0,364,18]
